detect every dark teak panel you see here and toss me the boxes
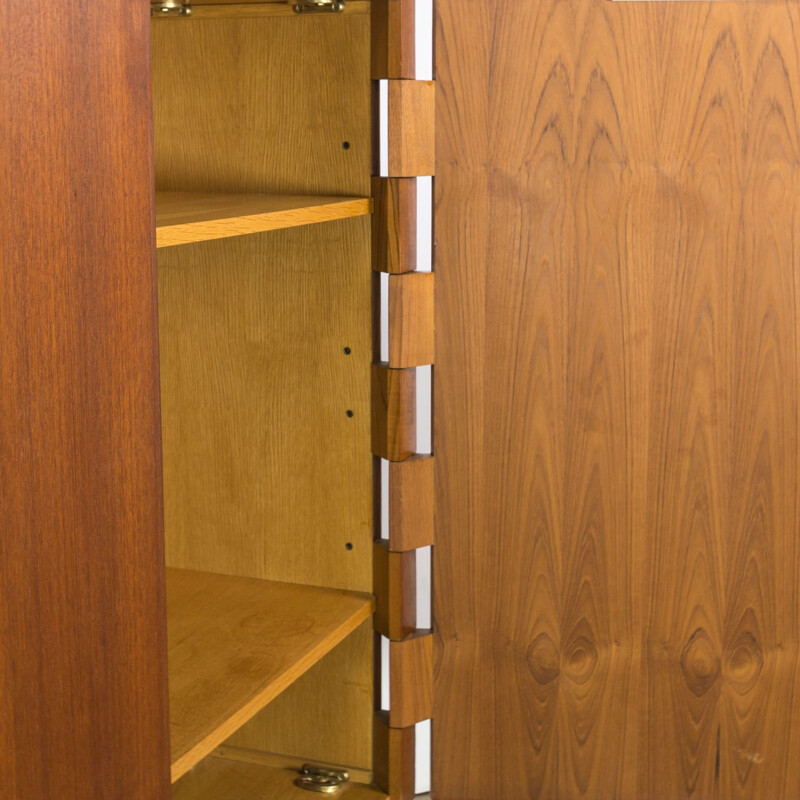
[435,2,800,798]
[0,2,170,798]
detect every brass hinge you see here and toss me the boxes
[151,0,191,17]
[294,764,350,794]
[291,0,345,12]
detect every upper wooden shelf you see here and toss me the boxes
[155,192,372,249]
[167,568,374,783]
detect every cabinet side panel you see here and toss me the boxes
[0,2,170,799]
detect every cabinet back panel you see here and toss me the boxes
[157,221,371,591]
[152,14,370,197]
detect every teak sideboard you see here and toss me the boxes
[5,1,800,798]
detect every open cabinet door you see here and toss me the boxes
[0,2,170,798]
[434,1,800,798]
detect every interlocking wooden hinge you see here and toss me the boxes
[371,1,434,795]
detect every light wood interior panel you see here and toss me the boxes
[158,221,372,589]
[152,12,370,196]
[153,7,374,773]
[226,620,374,769]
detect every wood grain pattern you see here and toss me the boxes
[0,2,170,797]
[378,456,435,551]
[372,177,418,274]
[172,755,387,800]
[372,364,417,461]
[435,1,800,798]
[158,220,372,589]
[388,272,435,367]
[155,192,371,248]
[373,715,416,800]
[374,543,417,640]
[388,634,433,729]
[371,0,416,79]
[167,568,373,782]
[152,12,370,197]
[387,81,436,177]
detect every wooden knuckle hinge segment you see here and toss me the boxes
[372,177,417,274]
[384,80,435,178]
[371,0,416,80]
[388,633,433,729]
[373,715,416,800]
[373,455,434,552]
[372,364,416,461]
[372,633,434,798]
[374,542,416,641]
[373,271,435,368]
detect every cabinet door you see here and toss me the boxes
[0,2,170,798]
[435,2,800,798]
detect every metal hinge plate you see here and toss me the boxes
[291,0,345,12]
[294,764,350,794]
[151,1,191,16]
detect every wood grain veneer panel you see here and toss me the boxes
[167,569,373,782]
[152,12,370,196]
[172,754,386,800]
[155,192,371,248]
[372,177,418,274]
[0,2,170,796]
[435,2,800,798]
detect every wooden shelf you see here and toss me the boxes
[155,192,372,249]
[167,568,374,783]
[172,753,387,800]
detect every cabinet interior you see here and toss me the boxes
[150,2,382,796]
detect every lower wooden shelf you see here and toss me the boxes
[172,754,387,799]
[167,568,374,782]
